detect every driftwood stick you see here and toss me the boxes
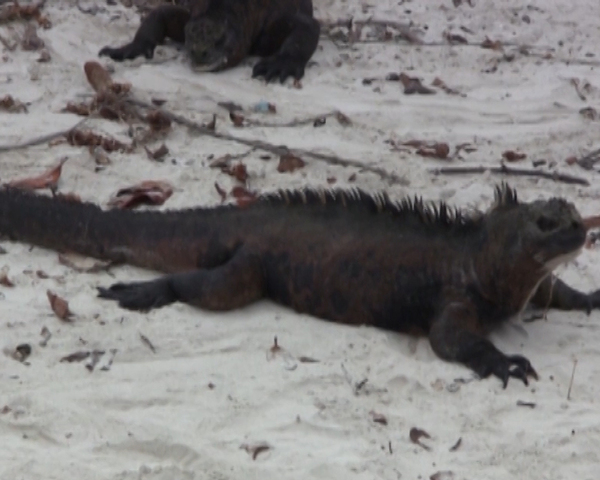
[0,118,88,153]
[125,97,406,185]
[430,164,590,186]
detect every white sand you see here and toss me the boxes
[1,0,600,478]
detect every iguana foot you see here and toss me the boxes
[252,54,305,83]
[99,40,156,62]
[97,279,175,311]
[477,352,539,388]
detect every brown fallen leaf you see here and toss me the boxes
[298,356,320,363]
[139,333,156,353]
[12,343,32,363]
[39,326,51,347]
[231,186,258,207]
[269,336,282,355]
[481,37,503,50]
[60,351,91,363]
[399,73,436,95]
[66,129,131,153]
[144,143,169,161]
[335,111,352,126]
[444,32,468,44]
[579,107,598,120]
[230,111,245,127]
[240,442,271,460]
[63,102,91,116]
[108,180,173,209]
[432,77,462,96]
[214,182,227,202]
[0,271,14,287]
[430,471,455,480]
[223,162,248,183]
[449,437,462,452]
[84,61,113,94]
[8,158,67,191]
[369,410,388,426]
[146,110,172,132]
[47,290,73,322]
[502,150,527,162]
[37,49,51,62]
[409,427,432,451]
[21,23,43,51]
[417,143,450,159]
[277,153,305,173]
[0,94,27,113]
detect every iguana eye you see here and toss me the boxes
[536,216,558,232]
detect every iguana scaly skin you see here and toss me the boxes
[1,184,598,387]
[98,0,320,83]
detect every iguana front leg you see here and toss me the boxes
[98,250,264,311]
[99,5,190,61]
[530,275,600,313]
[429,302,538,388]
[252,13,320,83]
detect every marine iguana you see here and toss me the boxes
[98,0,320,83]
[1,184,598,387]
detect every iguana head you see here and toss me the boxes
[184,17,233,72]
[485,184,586,271]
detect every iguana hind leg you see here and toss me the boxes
[530,275,600,313]
[252,13,320,83]
[429,302,538,388]
[99,5,190,61]
[98,250,264,312]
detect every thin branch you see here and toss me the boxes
[430,164,590,186]
[124,97,406,185]
[0,118,88,153]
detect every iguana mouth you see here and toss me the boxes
[190,56,228,72]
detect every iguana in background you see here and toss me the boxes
[98,0,320,83]
[1,184,598,387]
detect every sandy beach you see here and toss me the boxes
[1,1,600,479]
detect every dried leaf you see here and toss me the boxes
[230,186,257,207]
[139,333,156,353]
[205,113,217,131]
[66,129,131,152]
[39,326,51,347]
[431,77,462,96]
[502,150,527,162]
[481,37,503,50]
[430,471,455,480]
[91,146,112,165]
[108,180,173,209]
[416,143,450,159]
[369,410,388,425]
[0,271,14,287]
[60,351,90,362]
[326,176,337,184]
[0,94,27,113]
[277,153,305,173]
[144,143,169,161]
[9,158,67,191]
[579,107,598,120]
[335,111,352,125]
[146,109,172,132]
[21,23,43,50]
[0,2,51,28]
[63,102,91,116]
[230,112,245,127]
[151,98,166,106]
[444,32,468,44]
[409,427,431,450]
[449,437,462,452]
[84,61,114,93]
[399,73,436,95]
[12,343,32,362]
[298,356,320,363]
[223,163,248,183]
[214,182,227,202]
[240,442,271,460]
[47,290,73,321]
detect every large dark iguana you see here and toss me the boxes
[98,0,320,83]
[1,184,598,387]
